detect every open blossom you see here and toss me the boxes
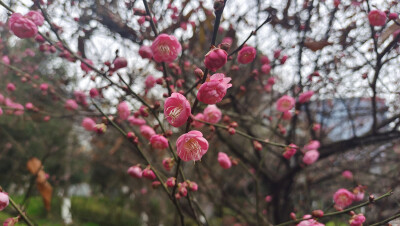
[128,116,146,126]
[150,134,169,150]
[303,150,319,165]
[204,48,227,72]
[197,73,232,104]
[117,101,130,120]
[65,99,78,111]
[333,188,354,210]
[298,91,314,104]
[164,92,191,127]
[127,165,142,178]
[203,105,222,124]
[82,117,96,131]
[9,13,38,38]
[276,95,295,112]
[237,46,256,64]
[349,213,366,226]
[139,45,153,59]
[0,192,9,211]
[2,56,10,65]
[25,11,44,26]
[151,34,181,63]
[342,170,353,179]
[176,130,209,162]
[218,152,232,169]
[192,113,205,128]
[140,125,156,140]
[368,10,387,26]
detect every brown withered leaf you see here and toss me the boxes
[380,20,400,45]
[27,157,52,211]
[37,181,53,211]
[304,39,333,52]
[27,157,42,175]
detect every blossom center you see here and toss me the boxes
[184,138,202,159]
[167,105,183,123]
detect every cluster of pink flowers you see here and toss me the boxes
[8,11,44,39]
[349,213,366,226]
[297,215,324,226]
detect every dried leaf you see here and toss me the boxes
[37,181,52,211]
[304,39,333,52]
[27,157,42,175]
[380,20,400,45]
[27,157,52,212]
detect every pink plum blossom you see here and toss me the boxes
[197,73,232,104]
[176,130,209,161]
[151,34,181,63]
[139,45,153,59]
[276,95,295,112]
[192,113,205,128]
[164,92,191,127]
[113,57,127,70]
[25,11,44,26]
[303,140,320,152]
[0,192,9,211]
[127,165,142,178]
[349,213,366,226]
[368,10,387,26]
[204,48,228,72]
[203,105,222,124]
[303,150,319,165]
[128,116,146,126]
[142,168,156,180]
[140,125,156,140]
[145,75,156,90]
[298,91,314,104]
[80,59,94,73]
[218,152,232,169]
[333,188,354,210]
[7,83,16,92]
[82,117,96,131]
[40,83,49,91]
[150,134,169,150]
[283,144,298,159]
[8,13,38,38]
[237,46,256,64]
[65,99,78,111]
[117,101,130,120]
[342,170,353,179]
